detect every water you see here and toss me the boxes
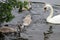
[1,0,60,40]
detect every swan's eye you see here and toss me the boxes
[44,7,47,10]
[43,7,48,12]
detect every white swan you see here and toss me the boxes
[44,4,60,24]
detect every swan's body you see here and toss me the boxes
[44,4,60,24]
[47,15,60,23]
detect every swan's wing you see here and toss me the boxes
[51,15,60,23]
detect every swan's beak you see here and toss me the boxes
[44,7,47,13]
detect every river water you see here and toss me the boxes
[1,0,60,40]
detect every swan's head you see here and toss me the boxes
[44,4,52,12]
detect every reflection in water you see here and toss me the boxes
[0,32,5,40]
[44,32,50,40]
[47,26,53,34]
[0,30,28,40]
[43,26,53,40]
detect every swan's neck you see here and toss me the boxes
[47,5,53,21]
